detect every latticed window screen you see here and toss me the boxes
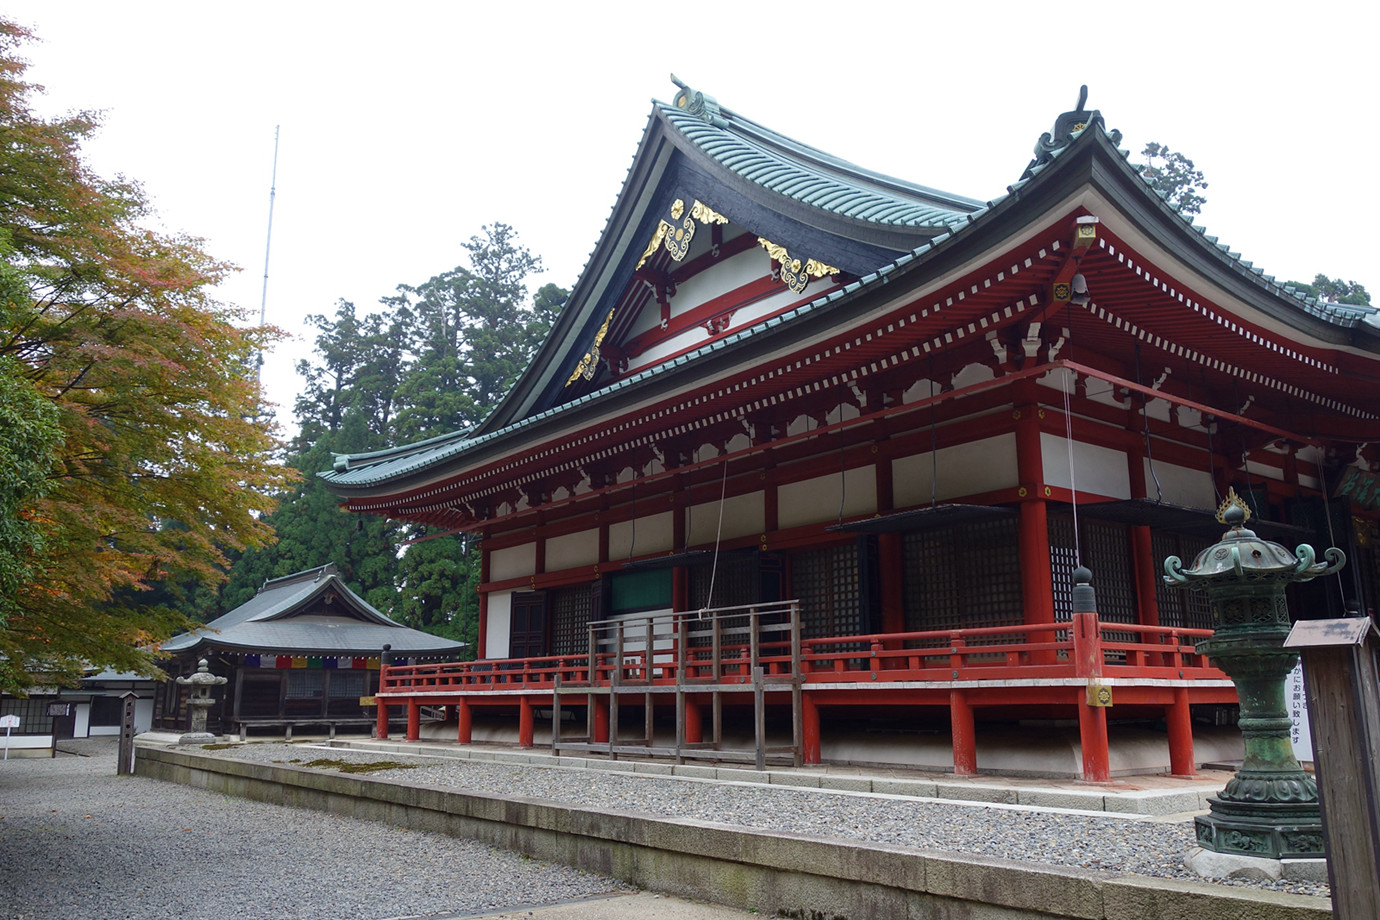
[550,583,593,656]
[690,553,757,610]
[1049,514,1137,624]
[790,544,861,639]
[327,670,367,699]
[286,670,325,699]
[901,517,1023,632]
[1153,530,1215,630]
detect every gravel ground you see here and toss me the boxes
[212,741,1330,901]
[0,738,631,920]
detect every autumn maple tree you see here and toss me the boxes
[0,19,291,691]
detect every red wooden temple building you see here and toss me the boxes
[320,82,1380,780]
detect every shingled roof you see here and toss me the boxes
[162,565,464,659]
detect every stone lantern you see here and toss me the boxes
[175,658,228,744]
[1163,490,1345,867]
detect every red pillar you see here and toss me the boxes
[801,693,821,765]
[1167,686,1196,776]
[592,696,610,743]
[457,697,472,744]
[406,700,420,742]
[878,532,905,637]
[683,699,703,744]
[1014,394,1055,629]
[518,696,534,748]
[1131,526,1160,627]
[1078,700,1111,783]
[950,690,977,775]
[375,701,389,740]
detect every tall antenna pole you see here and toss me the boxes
[256,125,280,383]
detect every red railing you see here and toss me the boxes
[379,612,1222,695]
[799,616,1219,682]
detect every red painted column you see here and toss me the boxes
[592,696,610,743]
[375,701,389,740]
[801,693,821,765]
[406,700,420,742]
[518,696,535,748]
[1014,395,1055,629]
[1078,700,1111,783]
[672,566,689,613]
[878,532,905,637]
[1167,686,1196,776]
[950,690,977,775]
[683,699,703,744]
[457,697,472,744]
[477,548,490,659]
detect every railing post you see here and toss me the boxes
[1072,567,1110,782]
[801,691,820,765]
[406,699,420,742]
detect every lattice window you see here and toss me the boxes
[550,583,593,656]
[790,544,861,639]
[902,517,1023,633]
[327,670,367,699]
[1153,530,1215,630]
[0,697,56,735]
[690,553,757,610]
[1049,514,1136,624]
[285,670,325,699]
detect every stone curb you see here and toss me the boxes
[135,746,1330,920]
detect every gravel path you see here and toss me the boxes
[0,738,631,920]
[214,741,1330,901]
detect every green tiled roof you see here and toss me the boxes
[659,101,983,230]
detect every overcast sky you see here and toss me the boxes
[7,2,1376,433]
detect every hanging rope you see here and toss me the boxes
[626,474,637,562]
[929,354,938,509]
[1134,342,1164,503]
[1062,365,1081,567]
[1313,450,1350,612]
[702,457,729,614]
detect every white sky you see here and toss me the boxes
[7,2,1377,433]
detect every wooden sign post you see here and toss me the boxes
[1284,616,1380,919]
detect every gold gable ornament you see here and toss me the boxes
[636,199,731,270]
[565,308,616,387]
[757,238,838,295]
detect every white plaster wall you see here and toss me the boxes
[610,510,674,559]
[778,466,876,529]
[486,590,513,660]
[668,247,763,321]
[489,543,536,582]
[688,490,765,545]
[892,434,1019,507]
[1143,459,1216,509]
[546,529,600,572]
[1042,432,1131,499]
[74,703,90,737]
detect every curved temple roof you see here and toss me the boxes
[162,564,465,658]
[320,83,1380,499]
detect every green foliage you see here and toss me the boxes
[1284,274,1371,306]
[1136,142,1208,217]
[220,222,565,651]
[0,19,290,691]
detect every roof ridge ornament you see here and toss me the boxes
[670,74,728,128]
[1019,86,1122,182]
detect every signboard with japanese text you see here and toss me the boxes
[1287,660,1314,761]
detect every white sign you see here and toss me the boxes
[0,714,18,728]
[1287,661,1313,762]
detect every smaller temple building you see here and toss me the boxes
[156,565,465,737]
